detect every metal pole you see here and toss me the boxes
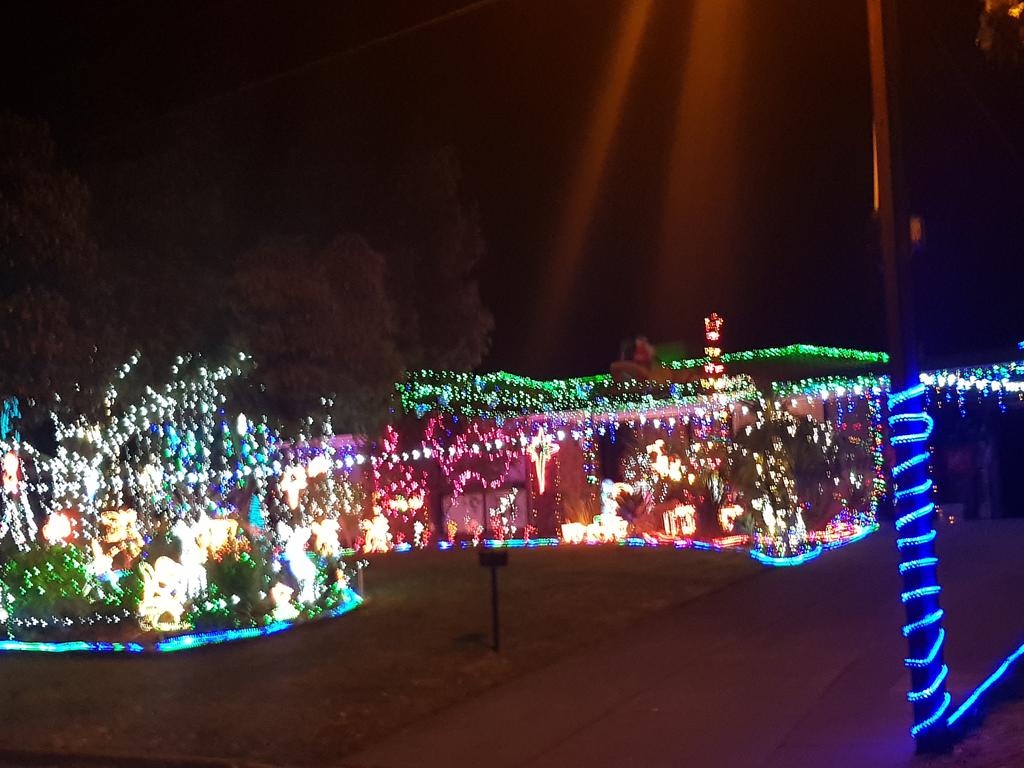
[866,0,949,749]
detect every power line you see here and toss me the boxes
[98,0,514,140]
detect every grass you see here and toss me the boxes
[0,546,758,766]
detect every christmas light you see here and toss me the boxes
[138,557,189,632]
[664,503,697,538]
[718,504,743,533]
[702,312,726,388]
[360,514,392,554]
[889,383,947,740]
[527,426,559,495]
[41,512,75,545]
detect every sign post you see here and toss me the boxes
[478,548,508,651]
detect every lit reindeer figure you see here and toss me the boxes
[360,514,392,554]
[138,556,187,631]
[171,519,209,598]
[278,522,316,603]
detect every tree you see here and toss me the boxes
[230,234,403,433]
[0,116,120,422]
[368,147,493,372]
[89,120,239,378]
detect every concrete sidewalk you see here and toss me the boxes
[350,521,1024,768]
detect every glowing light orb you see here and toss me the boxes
[41,512,75,545]
[664,503,697,538]
[360,514,392,554]
[306,454,331,479]
[138,556,188,631]
[280,465,308,510]
[718,504,743,533]
[528,427,560,495]
[311,518,341,557]
[2,451,19,495]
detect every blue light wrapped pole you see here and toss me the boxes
[889,385,949,741]
[866,0,949,747]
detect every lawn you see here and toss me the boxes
[918,672,1024,768]
[0,546,760,766]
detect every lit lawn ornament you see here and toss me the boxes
[718,504,744,533]
[2,450,20,495]
[138,461,164,496]
[306,454,332,479]
[311,518,341,557]
[193,515,240,559]
[42,511,76,545]
[171,519,209,598]
[360,513,392,554]
[1,449,37,549]
[280,465,308,510]
[582,480,632,543]
[664,503,697,538]
[138,556,188,631]
[278,523,316,603]
[751,496,808,557]
[586,512,629,543]
[561,522,586,544]
[487,490,519,541]
[528,427,560,495]
[646,440,684,482]
[385,493,425,516]
[87,540,114,581]
[270,582,299,621]
[99,509,143,568]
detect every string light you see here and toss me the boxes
[888,383,947,740]
[527,427,559,495]
[0,335,912,649]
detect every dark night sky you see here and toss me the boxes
[3,0,1023,378]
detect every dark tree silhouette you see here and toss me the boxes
[0,116,118,421]
[230,234,403,433]
[369,146,493,372]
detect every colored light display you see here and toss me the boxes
[702,312,726,388]
[527,426,559,495]
[888,384,948,740]
[0,337,909,652]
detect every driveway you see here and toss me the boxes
[351,520,1024,768]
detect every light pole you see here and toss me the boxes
[866,0,949,749]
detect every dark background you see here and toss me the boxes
[2,0,1022,377]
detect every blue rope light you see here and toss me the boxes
[896,528,936,549]
[889,413,934,445]
[894,479,933,501]
[0,640,144,654]
[906,629,945,669]
[888,384,948,741]
[0,589,363,655]
[899,557,938,575]
[911,693,952,738]
[908,664,949,702]
[822,524,878,551]
[891,452,930,476]
[895,502,937,531]
[946,640,1024,727]
[901,585,942,603]
[748,545,823,567]
[155,589,363,653]
[902,609,944,638]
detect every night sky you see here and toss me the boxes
[4,0,1023,378]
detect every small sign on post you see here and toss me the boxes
[478,548,508,651]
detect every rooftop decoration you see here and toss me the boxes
[398,344,888,420]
